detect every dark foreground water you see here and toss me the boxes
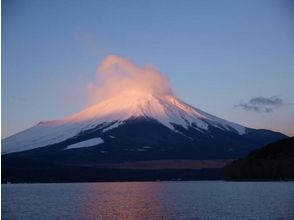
[2,181,294,220]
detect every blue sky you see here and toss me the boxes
[2,0,294,137]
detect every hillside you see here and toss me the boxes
[224,137,294,180]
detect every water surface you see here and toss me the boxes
[2,181,294,220]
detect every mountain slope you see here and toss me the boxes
[224,137,294,180]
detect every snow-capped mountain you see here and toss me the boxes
[2,91,286,160]
[3,91,244,154]
[2,55,287,182]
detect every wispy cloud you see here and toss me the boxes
[235,96,286,113]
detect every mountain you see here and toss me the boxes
[2,91,287,182]
[3,92,245,153]
[224,137,294,180]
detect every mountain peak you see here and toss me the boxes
[2,91,248,154]
[63,92,213,132]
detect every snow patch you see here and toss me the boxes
[65,138,104,150]
[102,121,123,132]
[142,146,152,149]
[137,149,148,151]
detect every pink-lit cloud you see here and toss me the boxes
[87,55,173,104]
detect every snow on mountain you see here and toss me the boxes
[2,90,246,154]
[65,138,104,150]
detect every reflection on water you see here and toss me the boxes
[83,182,166,219]
[2,181,294,220]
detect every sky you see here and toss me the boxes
[2,0,294,138]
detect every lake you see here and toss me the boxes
[2,181,294,220]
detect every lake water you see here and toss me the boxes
[2,181,294,220]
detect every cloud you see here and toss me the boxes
[87,55,173,104]
[235,96,285,113]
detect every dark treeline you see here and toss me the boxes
[224,137,294,180]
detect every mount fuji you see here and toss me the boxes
[2,55,287,182]
[2,91,286,162]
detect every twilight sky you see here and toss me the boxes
[2,0,294,137]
